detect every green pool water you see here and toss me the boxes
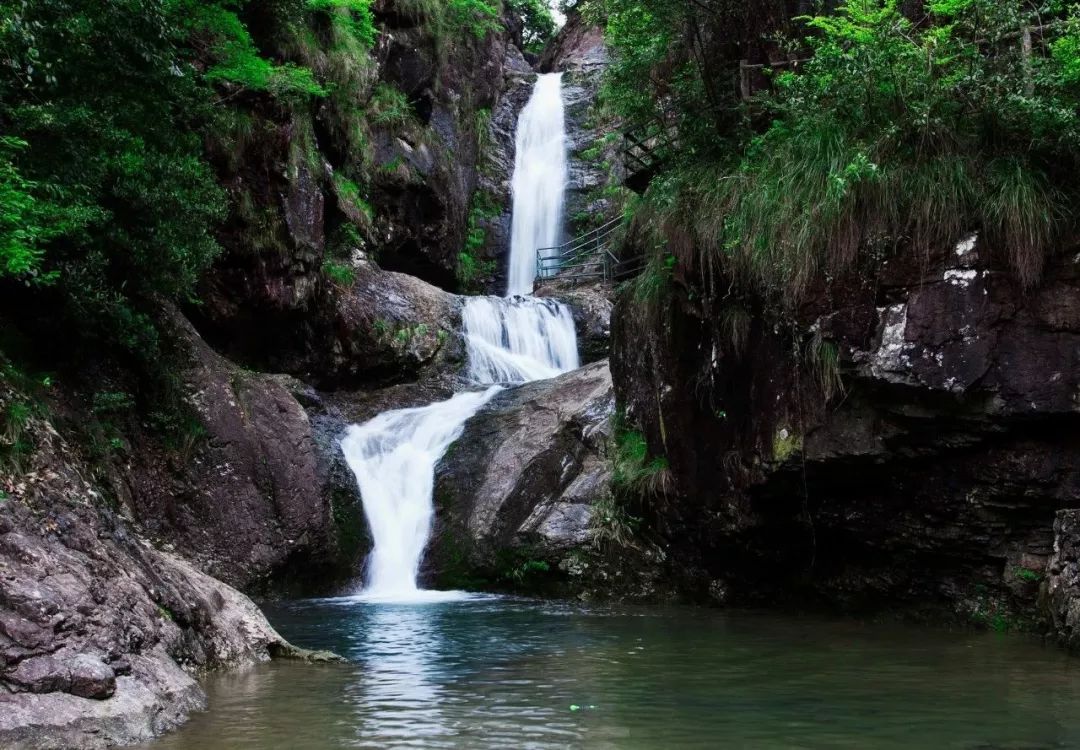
[145,596,1080,749]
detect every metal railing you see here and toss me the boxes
[535,217,622,280]
[621,120,677,193]
[534,217,646,288]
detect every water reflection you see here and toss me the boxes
[144,599,1080,750]
[349,603,450,747]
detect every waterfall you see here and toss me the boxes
[340,388,500,602]
[341,73,578,601]
[507,73,568,296]
[463,296,579,384]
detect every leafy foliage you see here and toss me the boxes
[307,0,376,49]
[507,0,558,53]
[185,1,327,98]
[0,0,388,362]
[598,0,1080,302]
[458,191,500,289]
[448,0,502,40]
[0,0,228,355]
[0,137,69,283]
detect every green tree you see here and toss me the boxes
[0,0,229,352]
[508,0,558,53]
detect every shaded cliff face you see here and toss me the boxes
[117,312,363,596]
[612,236,1080,630]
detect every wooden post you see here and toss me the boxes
[739,59,751,101]
[1021,25,1034,98]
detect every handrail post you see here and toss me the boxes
[1021,25,1034,97]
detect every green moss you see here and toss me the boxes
[323,260,355,286]
[771,427,802,463]
[1013,566,1042,583]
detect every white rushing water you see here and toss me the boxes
[340,388,501,602]
[507,72,568,296]
[341,74,578,602]
[463,296,579,384]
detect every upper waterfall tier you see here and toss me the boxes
[507,73,568,296]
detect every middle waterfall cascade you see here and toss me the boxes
[342,73,577,601]
[463,296,579,384]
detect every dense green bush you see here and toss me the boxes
[507,0,557,53]
[0,0,386,358]
[598,0,1080,301]
[0,0,229,353]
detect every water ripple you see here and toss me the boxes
[143,600,1080,750]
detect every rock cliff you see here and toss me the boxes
[612,233,1080,632]
[0,385,327,749]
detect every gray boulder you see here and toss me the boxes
[428,361,614,584]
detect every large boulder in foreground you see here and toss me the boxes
[0,393,318,749]
[428,361,614,588]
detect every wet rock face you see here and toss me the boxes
[0,407,294,748]
[612,236,1080,625]
[428,361,614,585]
[536,281,613,363]
[199,252,466,391]
[122,312,361,596]
[328,261,465,386]
[1045,510,1080,649]
[367,11,514,292]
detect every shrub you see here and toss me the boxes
[600,0,1080,302]
[507,0,558,53]
[188,3,327,99]
[0,0,227,359]
[307,0,377,49]
[368,83,415,128]
[447,0,501,40]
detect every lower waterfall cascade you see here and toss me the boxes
[340,72,576,601]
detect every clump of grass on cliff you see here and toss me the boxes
[394,0,500,41]
[594,417,669,550]
[611,424,670,497]
[457,190,500,290]
[612,0,1080,303]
